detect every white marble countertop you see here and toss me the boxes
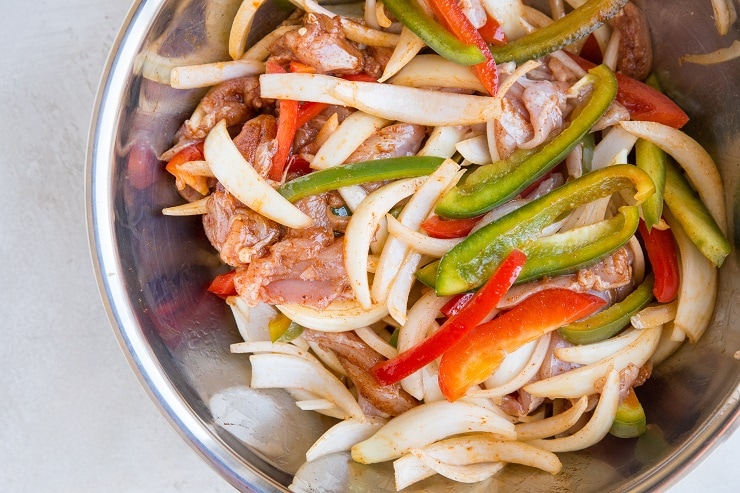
[0,0,736,491]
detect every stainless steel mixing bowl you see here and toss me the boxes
[87,1,739,491]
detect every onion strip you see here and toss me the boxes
[515,396,589,441]
[379,27,427,83]
[162,197,209,216]
[306,417,387,462]
[554,329,643,365]
[277,299,390,332]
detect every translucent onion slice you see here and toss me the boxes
[483,339,539,388]
[395,455,503,490]
[286,390,346,419]
[418,125,469,159]
[524,326,661,399]
[665,212,718,343]
[304,340,347,377]
[242,25,297,61]
[356,327,398,360]
[162,197,209,216]
[261,73,502,125]
[295,399,339,411]
[650,324,682,366]
[170,59,265,89]
[474,333,551,399]
[480,0,529,40]
[407,453,504,486]
[630,301,678,329]
[277,299,390,332]
[250,353,364,420]
[379,27,427,82]
[387,252,424,325]
[619,120,727,233]
[555,329,643,365]
[306,417,387,462]
[602,30,621,72]
[591,125,638,170]
[388,54,485,92]
[311,112,390,170]
[456,134,492,165]
[515,396,589,441]
[373,160,460,305]
[681,40,740,66]
[226,297,273,342]
[204,120,312,228]
[386,214,461,257]
[351,400,516,463]
[527,369,620,452]
[228,0,265,60]
[344,178,425,309]
[710,0,738,35]
[230,340,322,365]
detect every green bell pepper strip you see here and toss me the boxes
[417,205,640,288]
[488,0,628,64]
[610,388,648,438]
[278,156,444,202]
[382,0,485,66]
[581,131,595,175]
[636,75,668,230]
[435,64,618,219]
[663,160,730,267]
[433,164,655,295]
[559,273,654,345]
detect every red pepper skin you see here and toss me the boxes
[371,250,526,386]
[638,221,680,303]
[427,0,498,95]
[580,33,603,64]
[342,73,379,82]
[296,102,330,128]
[266,61,299,182]
[165,141,208,194]
[438,288,606,401]
[478,16,507,45]
[441,293,474,317]
[421,214,483,239]
[568,54,689,128]
[207,271,238,299]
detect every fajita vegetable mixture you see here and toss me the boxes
[157,0,732,490]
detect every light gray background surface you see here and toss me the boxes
[0,0,736,491]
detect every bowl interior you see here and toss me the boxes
[88,1,740,491]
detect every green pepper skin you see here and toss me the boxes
[610,388,648,438]
[635,138,666,230]
[663,160,730,267]
[434,164,655,295]
[278,156,444,202]
[417,205,640,289]
[489,0,628,64]
[559,273,654,345]
[435,64,618,219]
[518,206,640,283]
[382,0,485,66]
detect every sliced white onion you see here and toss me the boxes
[602,30,621,72]
[456,134,492,165]
[483,339,538,388]
[407,452,504,486]
[710,0,738,36]
[277,299,390,332]
[204,120,312,228]
[341,19,400,48]
[631,301,678,329]
[394,454,502,490]
[250,353,364,419]
[306,417,387,462]
[305,340,347,377]
[312,112,339,149]
[515,396,589,441]
[379,27,427,83]
[242,25,297,61]
[665,212,718,343]
[351,400,516,463]
[619,120,727,233]
[372,160,461,305]
[295,399,339,411]
[386,214,461,257]
[228,0,265,60]
[311,111,390,170]
[527,368,620,452]
[650,324,683,366]
[681,40,740,66]
[287,390,347,419]
[387,252,424,325]
[388,54,485,92]
[162,197,209,216]
[230,340,321,365]
[480,0,529,40]
[226,297,273,342]
[170,58,264,89]
[356,327,398,360]
[418,125,469,159]
[591,125,638,170]
[524,326,661,399]
[555,329,643,365]
[473,333,551,399]
[422,362,445,403]
[344,178,424,309]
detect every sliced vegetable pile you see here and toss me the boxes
[152,0,731,490]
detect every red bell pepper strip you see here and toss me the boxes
[420,214,484,239]
[637,221,680,303]
[440,293,474,317]
[296,102,330,128]
[266,61,299,182]
[207,271,238,299]
[289,60,316,73]
[427,0,498,95]
[438,288,606,401]
[580,33,603,64]
[567,53,689,128]
[342,73,379,82]
[371,249,526,386]
[165,141,208,195]
[478,16,507,45]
